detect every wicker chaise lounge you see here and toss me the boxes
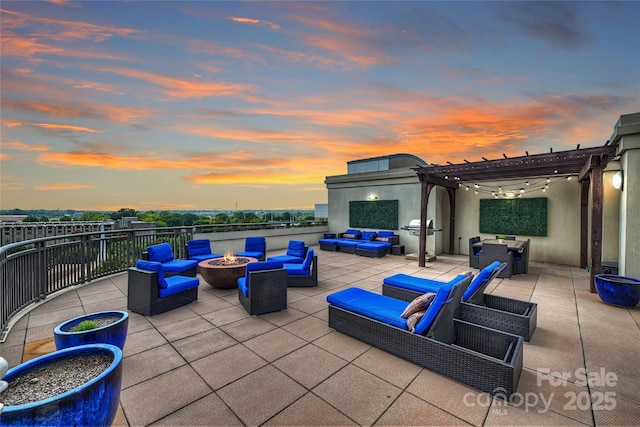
[383,261,537,341]
[327,275,523,396]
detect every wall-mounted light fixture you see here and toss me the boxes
[612,170,624,190]
[368,194,378,200]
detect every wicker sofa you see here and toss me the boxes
[327,275,523,396]
[319,229,397,257]
[382,261,537,341]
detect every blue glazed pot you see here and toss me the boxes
[594,274,640,308]
[54,310,129,350]
[0,344,123,426]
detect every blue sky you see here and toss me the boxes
[1,1,638,211]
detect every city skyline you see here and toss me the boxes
[1,1,639,211]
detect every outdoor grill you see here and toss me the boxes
[401,219,434,236]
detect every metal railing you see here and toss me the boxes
[0,221,327,342]
[0,226,194,341]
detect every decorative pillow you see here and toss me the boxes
[401,292,436,318]
[406,310,426,333]
[342,233,356,239]
[376,237,390,242]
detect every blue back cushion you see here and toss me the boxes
[378,230,395,238]
[361,231,377,241]
[187,240,211,256]
[413,282,455,335]
[136,260,168,288]
[302,248,314,269]
[245,237,266,252]
[287,240,306,258]
[462,261,501,301]
[246,260,282,278]
[147,243,174,263]
[345,229,361,235]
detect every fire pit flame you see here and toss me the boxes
[224,250,237,264]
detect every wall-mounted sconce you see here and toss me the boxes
[612,170,624,190]
[368,194,378,200]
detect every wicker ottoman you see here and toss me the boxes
[355,242,389,258]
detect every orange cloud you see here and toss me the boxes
[86,65,260,101]
[33,183,95,191]
[229,16,281,30]
[33,123,102,133]
[2,141,50,151]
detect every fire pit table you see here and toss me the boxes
[198,256,258,289]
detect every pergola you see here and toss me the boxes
[413,143,618,292]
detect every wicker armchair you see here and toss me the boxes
[468,236,481,268]
[238,261,287,315]
[514,239,530,274]
[479,243,514,278]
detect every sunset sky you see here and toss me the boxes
[1,1,639,212]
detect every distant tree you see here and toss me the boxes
[78,212,111,221]
[39,215,49,222]
[182,213,199,226]
[59,215,72,221]
[213,213,229,224]
[23,216,40,222]
[111,208,138,220]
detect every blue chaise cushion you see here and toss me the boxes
[383,272,470,294]
[413,282,455,335]
[327,288,408,329]
[147,243,175,263]
[461,261,502,302]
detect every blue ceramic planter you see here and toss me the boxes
[0,344,123,426]
[54,310,129,351]
[594,274,640,308]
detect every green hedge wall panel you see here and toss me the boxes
[479,198,547,236]
[349,200,398,230]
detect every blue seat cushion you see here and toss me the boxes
[238,277,249,296]
[357,242,390,250]
[283,264,309,276]
[190,253,223,262]
[237,251,264,259]
[162,259,198,273]
[336,240,360,247]
[159,275,199,298]
[147,243,174,263]
[269,254,304,264]
[319,239,339,245]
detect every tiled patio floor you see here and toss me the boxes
[1,247,639,426]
